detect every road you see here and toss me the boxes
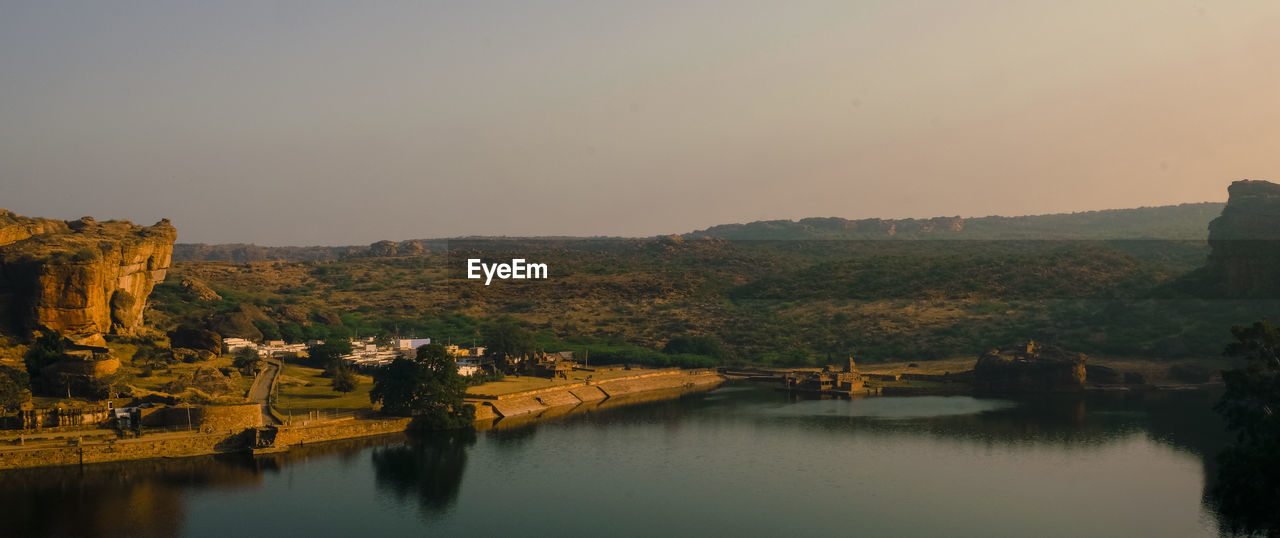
[248,360,282,425]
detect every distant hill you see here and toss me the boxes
[173,243,355,263]
[173,202,1225,262]
[685,203,1225,241]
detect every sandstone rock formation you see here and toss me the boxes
[161,366,242,398]
[210,304,268,341]
[0,212,176,338]
[973,341,1086,393]
[168,328,223,357]
[178,277,221,302]
[365,239,428,257]
[1206,179,1280,296]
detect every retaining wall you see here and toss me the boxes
[272,417,413,447]
[473,369,724,421]
[0,430,248,470]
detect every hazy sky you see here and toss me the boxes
[2,1,1278,245]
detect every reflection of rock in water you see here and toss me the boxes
[371,430,476,516]
[0,454,262,538]
[0,433,407,538]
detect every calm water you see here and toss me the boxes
[2,385,1238,537]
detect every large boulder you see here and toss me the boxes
[210,303,269,341]
[168,328,223,357]
[179,277,221,301]
[973,341,1086,394]
[276,304,310,324]
[161,366,242,397]
[41,349,121,378]
[368,240,399,257]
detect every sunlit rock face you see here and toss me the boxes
[0,210,176,337]
[1206,180,1280,297]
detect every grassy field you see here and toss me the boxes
[274,364,375,414]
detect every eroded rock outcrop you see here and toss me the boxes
[973,341,1086,393]
[0,212,176,338]
[161,366,242,398]
[178,277,221,302]
[168,328,223,357]
[364,239,428,257]
[210,304,268,341]
[1206,180,1280,296]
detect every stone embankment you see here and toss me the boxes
[0,369,724,469]
[469,369,724,427]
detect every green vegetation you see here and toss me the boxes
[0,365,29,410]
[25,331,64,380]
[483,319,534,371]
[370,344,473,429]
[1211,320,1280,535]
[331,366,358,393]
[274,364,373,413]
[151,225,1278,369]
[306,339,354,374]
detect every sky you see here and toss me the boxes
[1,1,1278,245]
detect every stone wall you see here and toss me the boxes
[6,406,111,430]
[474,369,724,420]
[272,417,412,448]
[0,430,249,470]
[138,403,262,431]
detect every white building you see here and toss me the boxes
[394,338,432,350]
[223,338,255,353]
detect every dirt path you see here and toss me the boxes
[248,360,282,425]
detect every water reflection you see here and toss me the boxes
[371,430,476,516]
[1,454,262,538]
[0,385,1243,536]
[1211,443,1280,536]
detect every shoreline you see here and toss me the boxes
[0,369,726,471]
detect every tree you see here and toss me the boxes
[231,346,264,375]
[280,322,306,344]
[307,339,353,373]
[0,366,30,411]
[370,344,474,429]
[483,319,534,373]
[662,336,726,360]
[1217,320,1280,448]
[253,319,282,341]
[332,367,359,393]
[25,331,64,379]
[1211,320,1280,535]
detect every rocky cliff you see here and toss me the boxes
[1206,180,1280,296]
[0,211,176,338]
[973,341,1086,393]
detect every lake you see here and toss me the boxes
[1,385,1240,537]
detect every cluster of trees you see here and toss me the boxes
[370,344,473,429]
[1212,320,1280,535]
[0,365,29,411]
[303,339,358,393]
